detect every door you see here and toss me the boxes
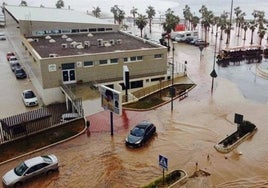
[62,63,76,84]
[62,69,76,83]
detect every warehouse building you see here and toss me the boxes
[3,5,168,105]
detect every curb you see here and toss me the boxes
[0,126,87,166]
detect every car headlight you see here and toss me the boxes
[135,139,142,144]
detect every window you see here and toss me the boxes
[71,29,79,33]
[84,61,94,67]
[62,29,71,33]
[99,60,108,65]
[131,80,143,89]
[97,28,105,32]
[106,28,113,31]
[137,56,143,60]
[154,54,162,59]
[124,57,128,62]
[130,56,137,61]
[89,28,97,32]
[110,58,118,64]
[80,29,88,33]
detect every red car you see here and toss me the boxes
[6,52,15,61]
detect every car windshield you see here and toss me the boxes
[42,155,52,163]
[25,91,35,98]
[14,162,28,176]
[131,127,145,137]
[16,69,24,73]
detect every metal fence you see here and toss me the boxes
[0,103,69,144]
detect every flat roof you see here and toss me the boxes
[5,5,113,25]
[29,32,161,58]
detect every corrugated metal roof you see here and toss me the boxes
[5,5,113,25]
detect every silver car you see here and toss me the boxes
[2,154,58,187]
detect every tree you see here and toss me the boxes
[135,14,148,38]
[56,0,64,9]
[130,7,138,25]
[249,21,257,44]
[183,5,192,30]
[110,5,125,25]
[199,5,213,43]
[258,26,266,45]
[162,9,180,51]
[146,6,156,33]
[92,6,101,18]
[190,16,200,31]
[242,21,249,40]
[20,0,27,6]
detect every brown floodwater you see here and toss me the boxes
[1,78,268,188]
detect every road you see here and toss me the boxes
[1,26,268,188]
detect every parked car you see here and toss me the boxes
[125,120,156,147]
[191,39,209,46]
[2,154,58,187]
[60,113,80,122]
[22,89,38,107]
[14,67,27,79]
[10,62,21,72]
[6,52,15,61]
[8,56,18,64]
[0,32,6,40]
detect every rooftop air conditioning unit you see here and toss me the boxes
[70,41,77,48]
[116,39,122,45]
[34,38,39,42]
[62,43,68,48]
[97,39,103,47]
[110,39,115,45]
[84,41,90,48]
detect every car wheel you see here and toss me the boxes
[14,181,23,187]
[46,169,55,175]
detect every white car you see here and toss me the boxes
[22,89,38,107]
[8,56,19,64]
[0,32,6,40]
[2,154,59,187]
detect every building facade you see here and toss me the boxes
[4,5,168,105]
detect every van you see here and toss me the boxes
[0,32,6,40]
[172,31,198,42]
[60,113,80,122]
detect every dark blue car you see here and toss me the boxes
[125,121,156,147]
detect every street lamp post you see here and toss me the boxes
[210,32,218,95]
[170,44,175,112]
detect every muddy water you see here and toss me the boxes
[1,78,268,188]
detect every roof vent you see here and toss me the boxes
[104,41,111,47]
[88,33,93,37]
[49,53,57,57]
[110,39,115,45]
[49,39,56,43]
[70,41,77,48]
[62,43,68,48]
[45,35,51,40]
[66,37,73,42]
[62,34,68,39]
[34,38,39,42]
[116,39,122,44]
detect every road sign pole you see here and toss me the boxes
[110,111,113,136]
[162,168,165,186]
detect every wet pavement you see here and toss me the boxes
[1,25,268,188]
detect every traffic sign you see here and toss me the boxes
[159,155,168,170]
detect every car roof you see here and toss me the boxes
[24,156,46,167]
[136,121,152,129]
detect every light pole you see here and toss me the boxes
[210,32,218,95]
[170,43,175,112]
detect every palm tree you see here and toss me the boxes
[135,14,148,38]
[146,6,156,33]
[110,5,125,25]
[55,0,64,9]
[130,7,138,25]
[199,6,213,43]
[249,21,257,44]
[162,8,180,51]
[20,0,27,6]
[218,11,228,40]
[258,26,266,45]
[183,5,192,30]
[92,6,101,18]
[110,5,119,24]
[242,21,249,40]
[190,16,200,31]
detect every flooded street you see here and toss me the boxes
[1,17,268,188]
